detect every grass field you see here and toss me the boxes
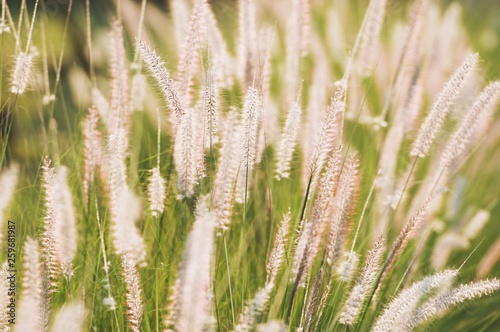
[1,0,500,331]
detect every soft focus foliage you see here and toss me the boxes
[0,0,499,331]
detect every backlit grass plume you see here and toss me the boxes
[1,0,500,331]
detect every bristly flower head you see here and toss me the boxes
[130,72,147,112]
[0,163,19,245]
[338,236,385,326]
[137,39,187,126]
[337,251,360,282]
[147,166,166,218]
[51,301,85,332]
[402,278,500,331]
[373,270,457,332]
[440,81,500,169]
[40,159,62,284]
[17,237,43,332]
[11,52,33,94]
[241,86,262,172]
[122,254,144,332]
[82,107,102,207]
[266,209,291,284]
[276,101,302,180]
[212,109,243,230]
[308,78,347,190]
[40,159,78,281]
[410,53,478,158]
[177,197,215,332]
[0,263,11,329]
[174,109,198,198]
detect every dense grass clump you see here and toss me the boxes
[1,0,500,331]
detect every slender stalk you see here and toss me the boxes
[224,235,236,326]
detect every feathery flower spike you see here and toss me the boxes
[82,107,102,208]
[410,53,478,158]
[122,254,143,332]
[137,39,187,126]
[0,163,19,246]
[16,238,43,332]
[51,301,85,332]
[440,81,500,169]
[338,236,385,326]
[337,251,360,282]
[177,198,215,332]
[276,101,302,180]
[356,0,388,76]
[10,52,32,94]
[174,109,198,198]
[148,166,166,218]
[373,270,457,332]
[402,279,500,331]
[213,110,243,230]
